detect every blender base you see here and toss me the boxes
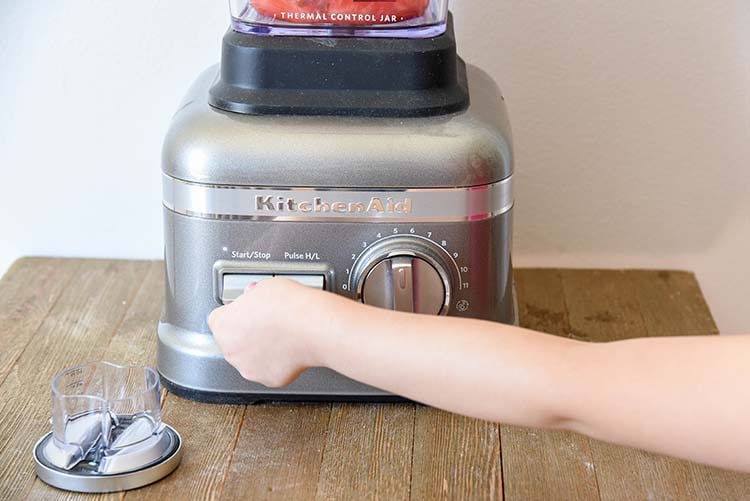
[160,377,410,405]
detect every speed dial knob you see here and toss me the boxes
[362,256,446,315]
[352,236,453,316]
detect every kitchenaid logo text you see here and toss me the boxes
[255,196,413,215]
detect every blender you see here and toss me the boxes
[158,0,516,402]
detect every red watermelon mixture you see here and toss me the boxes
[250,0,430,25]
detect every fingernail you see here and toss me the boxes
[244,282,258,293]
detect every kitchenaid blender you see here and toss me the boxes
[158,0,516,403]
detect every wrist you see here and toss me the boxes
[294,290,352,369]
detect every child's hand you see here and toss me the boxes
[208,278,332,388]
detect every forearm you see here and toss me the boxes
[570,337,750,472]
[312,297,588,429]
[307,295,750,472]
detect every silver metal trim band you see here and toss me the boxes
[162,174,514,223]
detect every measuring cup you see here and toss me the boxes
[47,362,162,471]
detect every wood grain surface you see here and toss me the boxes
[0,258,747,500]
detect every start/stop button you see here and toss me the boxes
[221,274,273,303]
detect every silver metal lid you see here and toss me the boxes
[34,424,183,493]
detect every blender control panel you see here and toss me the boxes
[213,229,473,317]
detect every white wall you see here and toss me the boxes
[1,1,748,333]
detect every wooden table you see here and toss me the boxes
[1,258,748,500]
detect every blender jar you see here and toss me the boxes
[229,0,450,37]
